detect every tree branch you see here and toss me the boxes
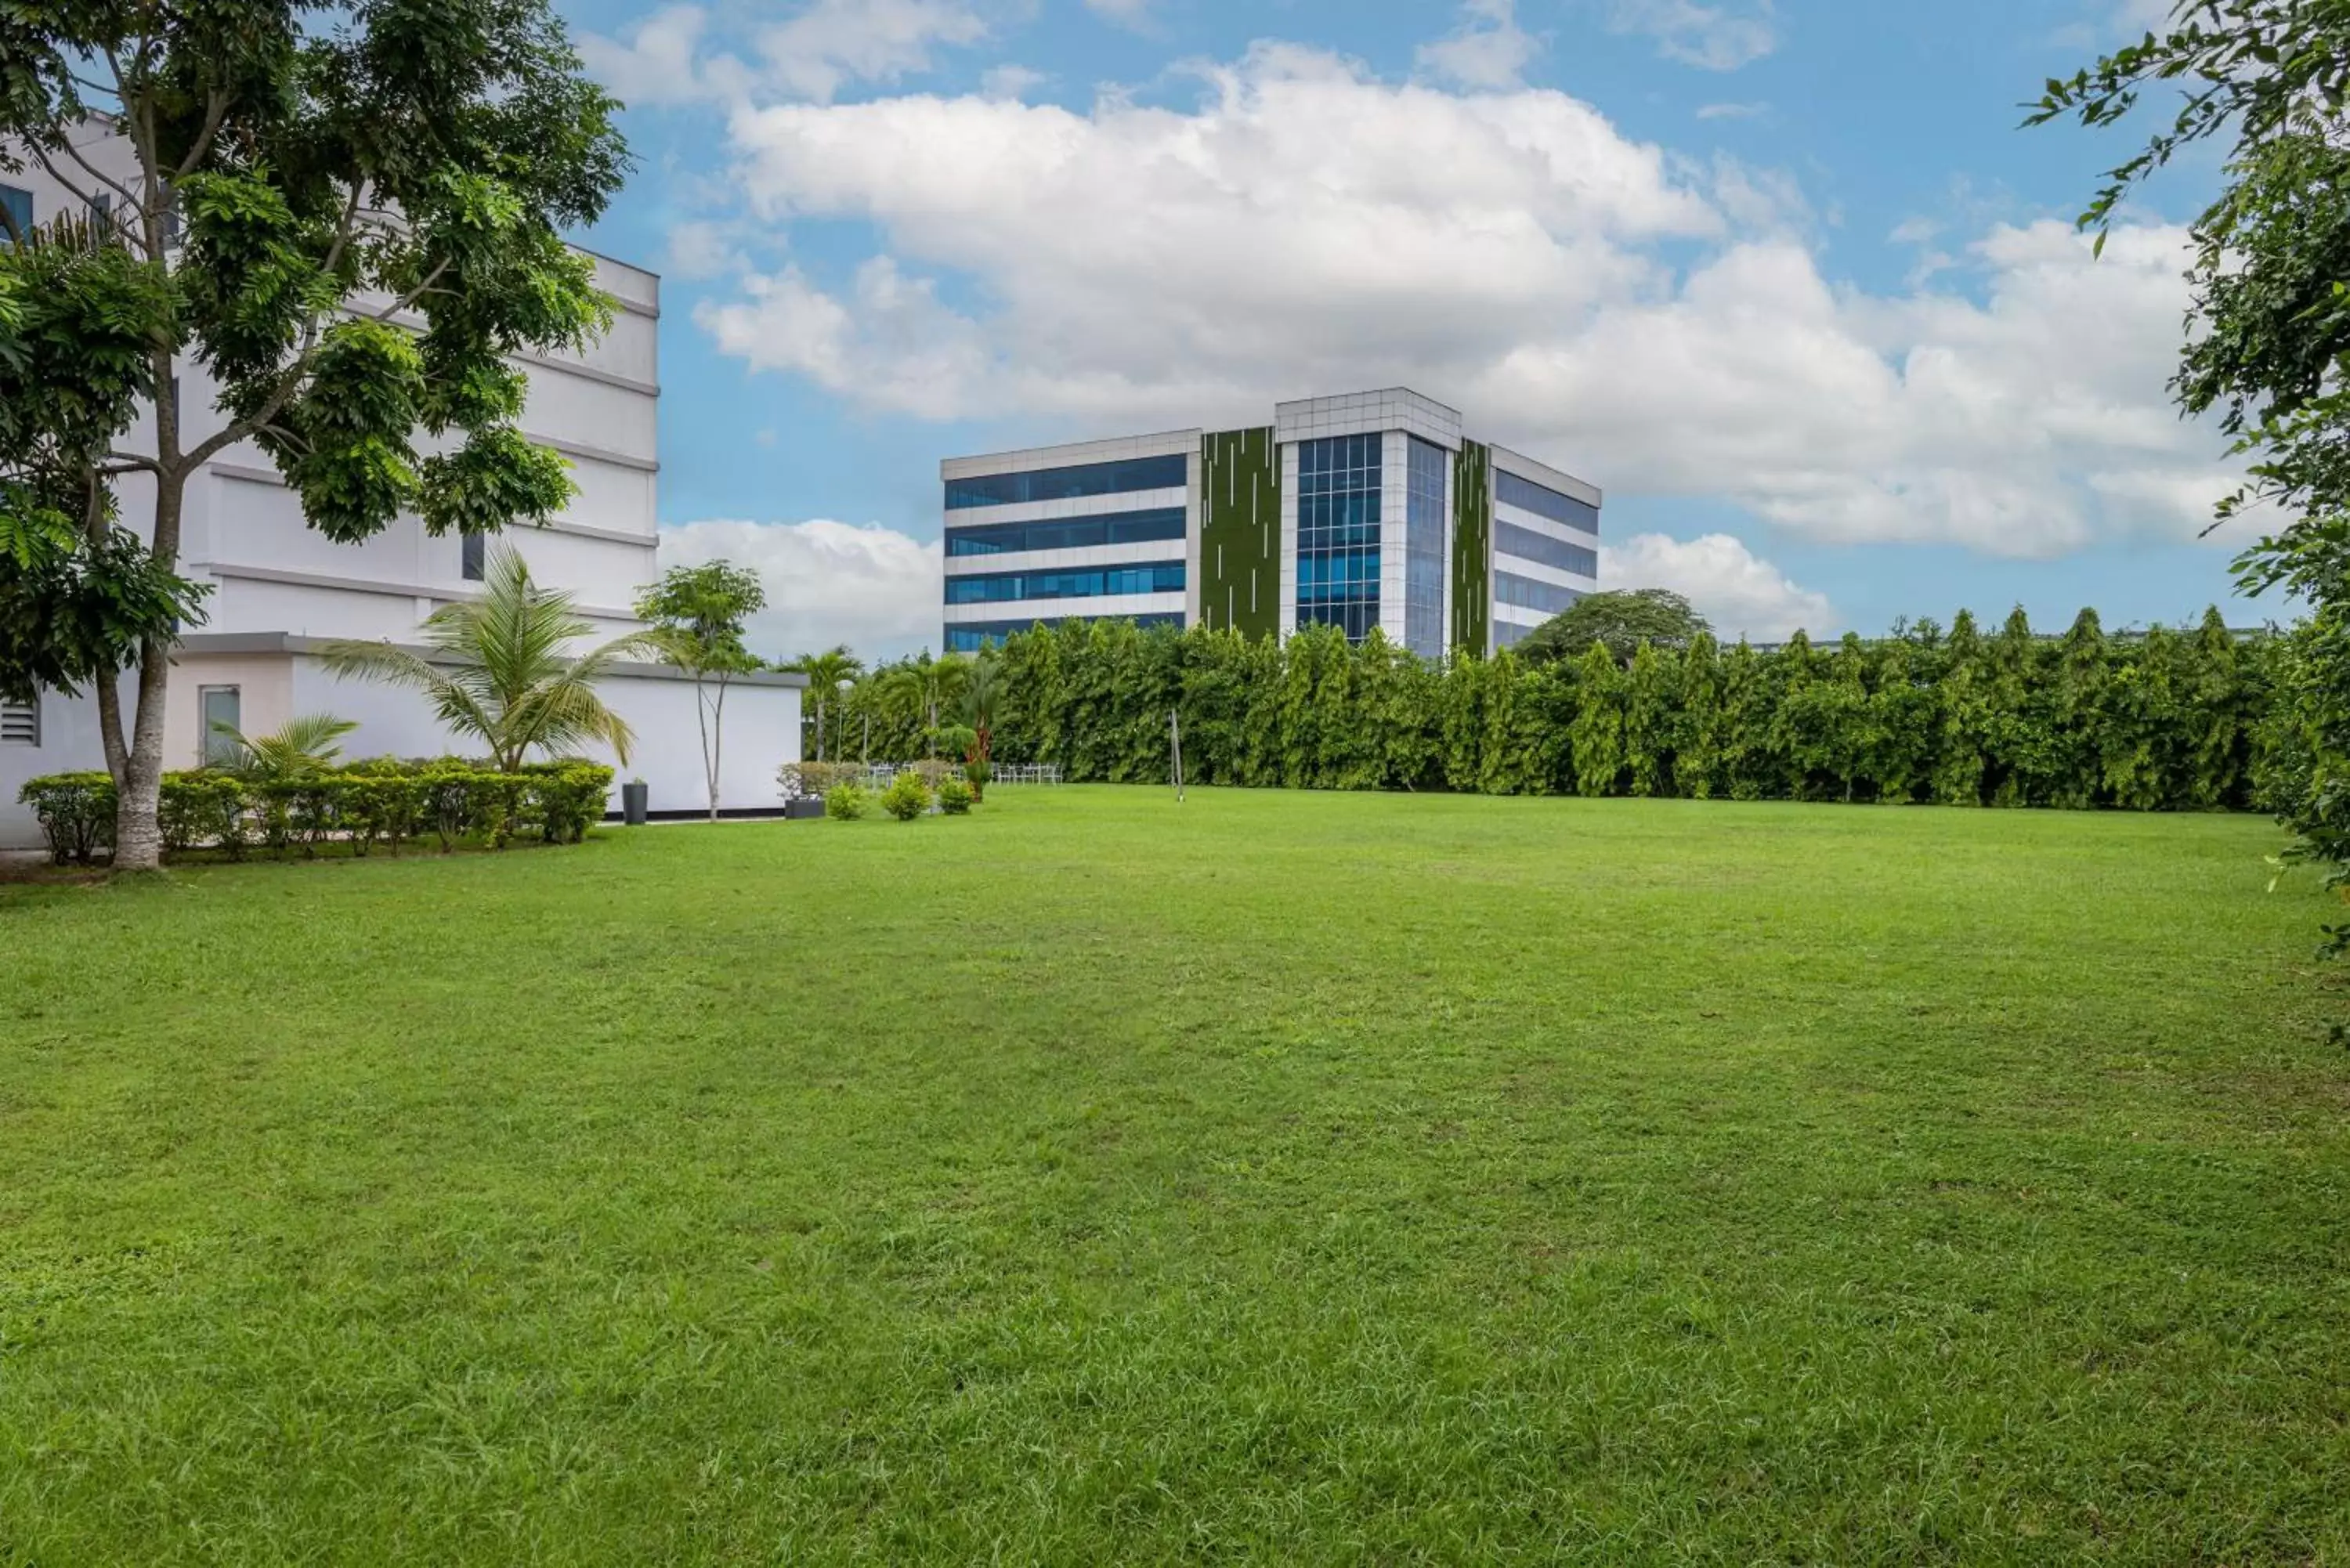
[173,90,231,180]
[371,257,452,323]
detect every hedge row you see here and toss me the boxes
[983,608,2276,810]
[17,760,616,865]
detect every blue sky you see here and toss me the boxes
[554,0,2236,659]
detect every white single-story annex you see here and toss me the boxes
[1,119,801,848]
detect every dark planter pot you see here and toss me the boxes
[621,781,649,826]
[784,796,826,820]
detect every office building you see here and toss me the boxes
[1,121,802,846]
[940,389,1600,657]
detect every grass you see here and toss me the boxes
[2,786,2347,1564]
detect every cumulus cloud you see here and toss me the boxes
[1608,0,1777,71]
[660,519,944,659]
[683,42,2236,558]
[580,0,986,108]
[1603,533,1835,641]
[1417,0,1542,91]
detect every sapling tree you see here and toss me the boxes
[637,560,766,820]
[0,0,628,869]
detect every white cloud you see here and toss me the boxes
[578,5,718,108]
[660,519,944,660]
[1695,101,1766,121]
[1417,0,1542,91]
[980,63,1048,100]
[1608,0,1777,71]
[1602,533,1835,641]
[579,0,987,108]
[689,42,2240,559]
[1084,0,1153,27]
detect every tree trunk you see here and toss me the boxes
[706,674,728,822]
[111,473,186,873]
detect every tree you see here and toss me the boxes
[2034,2,2350,954]
[0,0,628,868]
[322,544,654,772]
[1516,588,1712,666]
[877,652,971,757]
[636,562,765,821]
[783,645,862,763]
[209,713,358,781]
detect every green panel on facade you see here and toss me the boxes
[1200,426,1282,642]
[1452,439,1492,656]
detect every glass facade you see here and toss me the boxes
[1405,437,1448,659]
[0,184,29,241]
[945,612,1182,652]
[1495,571,1585,617]
[1493,620,1532,651]
[945,561,1185,605]
[1495,520,1597,579]
[945,454,1188,511]
[944,506,1187,558]
[1296,434,1382,642]
[1495,469,1600,535]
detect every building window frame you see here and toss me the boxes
[1,696,38,746]
[199,685,243,768]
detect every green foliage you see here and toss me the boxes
[15,760,612,864]
[0,0,628,864]
[824,782,868,821]
[210,714,360,782]
[879,772,931,822]
[780,646,865,763]
[1517,588,1714,667]
[938,776,975,815]
[972,612,2274,811]
[324,544,653,771]
[635,558,767,819]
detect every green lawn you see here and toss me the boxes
[3,788,2347,1564]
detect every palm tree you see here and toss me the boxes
[320,544,658,771]
[877,652,971,757]
[208,714,360,781]
[782,645,863,761]
[958,652,1001,762]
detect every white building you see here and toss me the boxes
[1,124,801,847]
[939,388,1600,659]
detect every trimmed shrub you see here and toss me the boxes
[13,760,613,864]
[880,771,931,821]
[824,782,868,820]
[794,761,867,799]
[17,772,114,865]
[938,776,975,814]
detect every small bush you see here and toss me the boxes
[796,761,867,799]
[17,772,114,865]
[938,776,975,815]
[13,760,613,863]
[825,782,868,820]
[880,771,931,821]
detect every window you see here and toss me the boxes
[1296,433,1382,642]
[0,184,29,243]
[945,507,1188,558]
[1495,521,1598,579]
[1495,572,1584,617]
[1,699,37,746]
[944,561,1185,605]
[1495,469,1600,535]
[945,454,1188,511]
[944,612,1182,652]
[200,685,242,767]
[1405,437,1448,659]
[1493,620,1531,651]
[461,531,486,582]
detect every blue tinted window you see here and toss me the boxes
[1495,572,1584,616]
[945,507,1188,557]
[0,185,30,242]
[944,561,1185,605]
[1493,620,1531,650]
[945,612,1182,652]
[945,455,1188,510]
[1495,470,1600,534]
[1405,437,1448,660]
[1296,434,1382,642]
[1495,521,1597,579]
